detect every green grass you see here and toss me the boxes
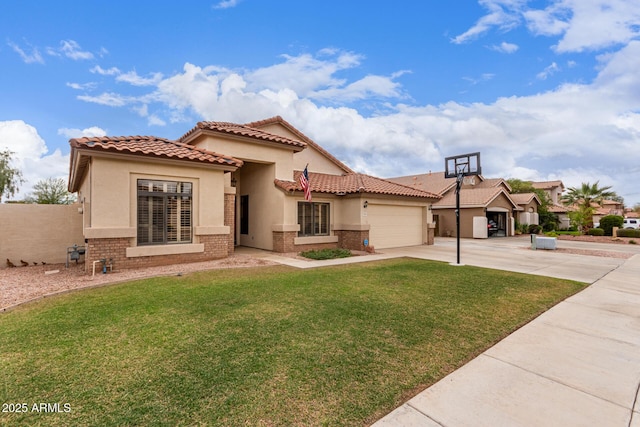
[300,248,352,260]
[0,259,586,426]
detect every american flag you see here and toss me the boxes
[299,165,312,202]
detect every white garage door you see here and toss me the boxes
[367,205,423,249]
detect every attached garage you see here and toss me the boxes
[367,204,424,248]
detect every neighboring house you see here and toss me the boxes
[531,180,564,205]
[625,208,639,219]
[591,199,625,227]
[531,180,570,229]
[510,192,542,226]
[389,172,538,238]
[68,116,440,271]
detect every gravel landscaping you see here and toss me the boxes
[0,254,277,312]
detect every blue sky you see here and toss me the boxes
[1,0,640,205]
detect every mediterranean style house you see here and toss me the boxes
[389,173,541,238]
[68,116,440,271]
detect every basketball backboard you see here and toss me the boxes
[444,152,481,178]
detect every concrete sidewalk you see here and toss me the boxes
[372,243,640,427]
[241,237,640,426]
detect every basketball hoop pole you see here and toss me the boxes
[455,171,463,264]
[444,152,481,266]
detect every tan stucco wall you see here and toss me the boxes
[0,204,84,266]
[193,135,295,181]
[519,200,538,213]
[293,145,347,175]
[84,156,227,242]
[237,162,283,250]
[437,207,490,238]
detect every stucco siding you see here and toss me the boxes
[293,146,347,175]
[0,204,84,266]
[85,157,227,240]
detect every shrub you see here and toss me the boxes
[528,224,541,234]
[599,215,624,236]
[554,231,581,236]
[588,228,604,236]
[300,248,352,260]
[630,240,637,245]
[617,229,640,238]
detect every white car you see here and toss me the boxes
[623,218,639,229]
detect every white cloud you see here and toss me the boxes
[456,1,640,53]
[116,70,164,86]
[7,40,44,64]
[58,40,94,60]
[71,44,640,204]
[0,121,69,198]
[490,41,519,53]
[463,73,496,85]
[147,115,166,126]
[536,62,560,80]
[57,126,107,139]
[213,0,240,9]
[66,81,97,91]
[246,51,363,97]
[90,65,121,76]
[77,92,131,107]
[452,0,526,44]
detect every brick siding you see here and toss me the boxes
[272,231,297,253]
[335,229,370,251]
[273,230,369,253]
[224,193,235,254]
[85,234,229,272]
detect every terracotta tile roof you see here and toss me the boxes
[245,116,355,174]
[68,135,242,192]
[548,203,570,213]
[179,120,306,150]
[387,172,457,195]
[531,180,564,190]
[434,187,518,209]
[475,178,512,191]
[274,171,441,199]
[509,192,541,206]
[389,172,510,195]
[70,135,243,167]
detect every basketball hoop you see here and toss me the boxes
[444,152,482,265]
[444,152,481,179]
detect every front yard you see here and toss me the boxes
[0,259,585,426]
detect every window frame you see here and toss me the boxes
[297,201,330,237]
[137,179,193,246]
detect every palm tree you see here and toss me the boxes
[561,181,616,210]
[561,181,616,230]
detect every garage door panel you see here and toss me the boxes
[368,205,423,249]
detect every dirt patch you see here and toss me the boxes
[556,235,638,245]
[552,248,634,259]
[1,255,277,312]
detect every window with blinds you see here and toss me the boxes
[137,179,192,245]
[297,202,330,237]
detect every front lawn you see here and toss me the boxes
[0,259,585,426]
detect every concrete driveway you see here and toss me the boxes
[371,237,640,427]
[383,235,637,283]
